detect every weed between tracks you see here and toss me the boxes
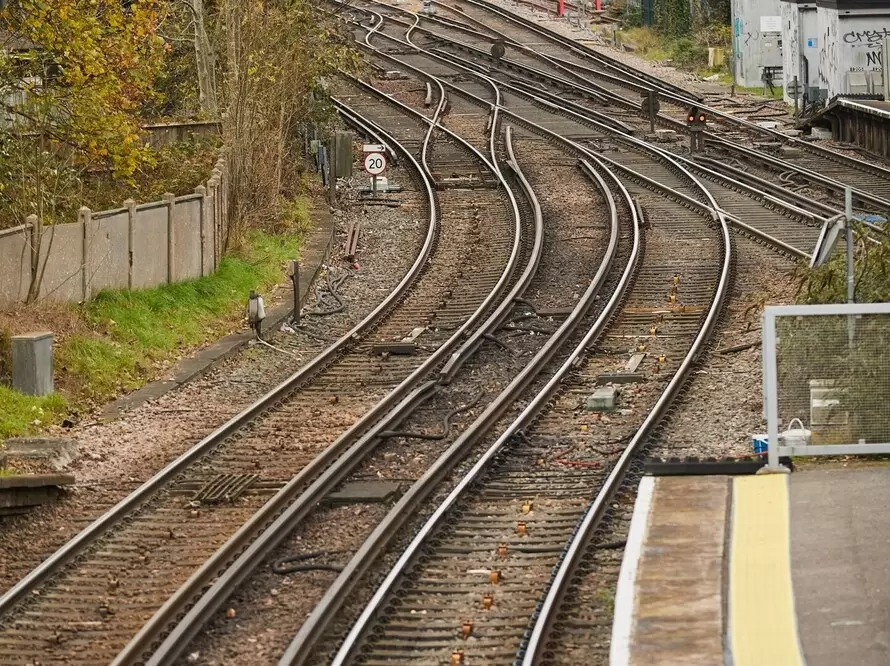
[0,224,306,439]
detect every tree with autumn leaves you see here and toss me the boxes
[0,0,356,301]
[0,0,165,177]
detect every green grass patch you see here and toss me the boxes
[0,386,67,439]
[55,228,302,404]
[1,222,303,437]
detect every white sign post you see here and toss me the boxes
[364,151,387,193]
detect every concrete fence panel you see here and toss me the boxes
[131,202,169,289]
[37,220,85,302]
[0,155,227,304]
[0,225,31,303]
[173,195,203,281]
[87,209,130,295]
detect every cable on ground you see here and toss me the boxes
[378,389,485,440]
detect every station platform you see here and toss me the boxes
[611,465,890,666]
[800,96,890,159]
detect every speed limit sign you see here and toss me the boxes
[364,152,387,175]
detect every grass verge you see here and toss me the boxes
[1,223,305,439]
[0,387,67,439]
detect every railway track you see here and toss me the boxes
[368,0,890,216]
[340,10,820,258]
[312,122,732,666]
[3,2,883,664]
[0,74,527,665]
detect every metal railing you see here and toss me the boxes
[763,302,890,468]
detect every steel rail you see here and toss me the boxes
[460,0,890,189]
[126,78,529,665]
[0,90,442,627]
[403,7,890,223]
[276,121,548,666]
[350,19,810,257]
[517,176,735,666]
[326,150,642,666]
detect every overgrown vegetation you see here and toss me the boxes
[783,229,890,444]
[0,0,351,436]
[795,226,890,304]
[0,225,304,436]
[613,24,731,74]
[0,0,356,298]
[608,0,732,76]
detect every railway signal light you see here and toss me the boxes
[686,106,708,127]
[687,106,707,153]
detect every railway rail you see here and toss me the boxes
[362,0,890,216]
[1,1,884,665]
[0,69,527,665]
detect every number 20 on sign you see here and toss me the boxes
[364,151,387,194]
[364,152,386,175]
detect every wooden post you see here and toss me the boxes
[124,199,136,289]
[164,192,176,284]
[79,206,91,301]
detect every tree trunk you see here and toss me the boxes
[190,0,217,117]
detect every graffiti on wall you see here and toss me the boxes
[843,26,890,71]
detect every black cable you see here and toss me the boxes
[483,332,514,354]
[305,269,350,316]
[272,549,350,574]
[378,389,485,440]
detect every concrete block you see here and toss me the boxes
[811,127,832,140]
[585,386,617,411]
[782,129,803,137]
[654,129,679,142]
[11,332,53,396]
[756,121,779,130]
[4,437,79,470]
[780,145,804,158]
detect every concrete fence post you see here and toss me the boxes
[124,198,136,290]
[79,206,92,301]
[195,185,208,276]
[163,192,176,284]
[208,176,219,270]
[211,167,223,251]
[25,214,37,298]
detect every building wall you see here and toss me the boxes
[733,0,785,88]
[783,1,801,100]
[817,7,890,99]
[802,7,821,97]
[783,2,820,103]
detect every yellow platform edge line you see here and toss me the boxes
[728,474,805,666]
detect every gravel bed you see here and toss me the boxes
[649,236,798,460]
[0,168,426,598]
[178,127,615,664]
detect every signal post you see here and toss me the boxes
[687,106,707,153]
